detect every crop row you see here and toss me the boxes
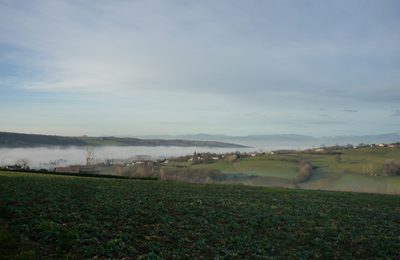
[1,172,399,259]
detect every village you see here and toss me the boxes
[47,141,400,175]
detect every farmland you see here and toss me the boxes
[1,171,400,259]
[167,147,400,194]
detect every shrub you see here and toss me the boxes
[382,159,400,177]
[292,161,313,184]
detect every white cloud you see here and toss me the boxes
[1,0,400,136]
[392,110,400,117]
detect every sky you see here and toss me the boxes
[1,0,400,137]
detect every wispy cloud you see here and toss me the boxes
[1,1,400,136]
[244,112,260,116]
[392,110,400,117]
[149,122,199,126]
[323,86,400,104]
[307,121,345,125]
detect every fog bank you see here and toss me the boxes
[0,146,270,169]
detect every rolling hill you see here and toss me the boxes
[0,132,249,148]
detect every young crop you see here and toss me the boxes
[0,172,400,259]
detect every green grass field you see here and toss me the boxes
[235,158,298,179]
[166,147,400,193]
[1,171,400,259]
[190,161,239,174]
[170,160,239,174]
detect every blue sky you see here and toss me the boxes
[1,0,400,137]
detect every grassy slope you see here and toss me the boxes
[295,147,400,193]
[1,172,400,259]
[298,147,400,193]
[169,161,245,181]
[172,160,239,174]
[173,147,400,193]
[191,161,239,174]
[235,155,298,178]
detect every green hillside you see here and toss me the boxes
[169,147,400,194]
[295,147,400,193]
[1,171,400,259]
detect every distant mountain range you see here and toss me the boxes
[134,133,400,149]
[0,132,249,148]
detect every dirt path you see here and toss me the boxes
[232,162,251,183]
[232,162,243,174]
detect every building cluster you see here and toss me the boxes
[312,142,399,151]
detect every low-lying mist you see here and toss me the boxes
[0,146,262,169]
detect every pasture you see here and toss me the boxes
[234,156,298,179]
[187,147,400,193]
[1,171,400,259]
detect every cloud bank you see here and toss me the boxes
[1,1,400,136]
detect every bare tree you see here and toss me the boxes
[382,159,399,177]
[335,154,342,164]
[382,159,400,194]
[16,158,32,169]
[86,144,96,165]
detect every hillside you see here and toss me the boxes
[0,132,248,148]
[1,171,399,259]
[169,146,400,194]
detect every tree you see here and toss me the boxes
[335,154,342,164]
[191,151,199,165]
[202,153,213,164]
[382,159,400,177]
[382,159,400,193]
[16,158,32,169]
[292,161,313,184]
[86,143,96,165]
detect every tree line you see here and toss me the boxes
[291,161,313,184]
